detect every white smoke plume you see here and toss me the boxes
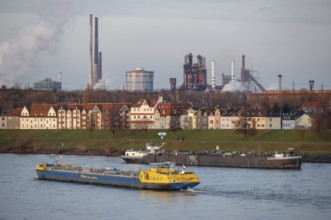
[222,80,247,92]
[0,0,76,87]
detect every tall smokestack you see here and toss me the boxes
[241,55,245,83]
[231,60,235,81]
[89,14,93,88]
[278,74,282,91]
[98,51,102,81]
[211,60,216,90]
[58,72,62,90]
[93,17,99,85]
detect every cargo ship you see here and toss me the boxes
[35,161,200,190]
[121,146,302,169]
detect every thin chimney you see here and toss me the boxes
[89,14,93,88]
[93,17,99,85]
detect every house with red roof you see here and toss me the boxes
[300,101,323,114]
[20,104,58,129]
[57,103,130,130]
[130,97,164,129]
[156,102,191,129]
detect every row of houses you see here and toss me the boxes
[0,97,323,130]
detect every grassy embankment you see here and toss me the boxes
[0,129,331,156]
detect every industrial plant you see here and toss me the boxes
[174,52,266,93]
[181,53,207,90]
[82,14,318,95]
[89,14,102,88]
[221,55,266,93]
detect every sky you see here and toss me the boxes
[0,0,331,91]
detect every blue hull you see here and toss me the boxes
[37,170,197,190]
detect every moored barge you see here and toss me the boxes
[122,147,302,169]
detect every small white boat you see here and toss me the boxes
[267,148,303,161]
[121,142,163,163]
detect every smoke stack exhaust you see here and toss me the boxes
[89,14,93,88]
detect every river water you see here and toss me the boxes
[0,154,330,220]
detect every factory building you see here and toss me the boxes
[181,53,207,90]
[126,68,154,92]
[34,78,61,91]
[240,55,265,92]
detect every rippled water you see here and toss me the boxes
[0,154,330,220]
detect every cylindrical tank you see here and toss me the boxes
[126,68,154,92]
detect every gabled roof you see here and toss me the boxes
[301,101,322,109]
[283,109,305,120]
[132,97,163,108]
[221,108,240,116]
[10,108,23,116]
[266,111,281,117]
[30,104,58,117]
[66,104,82,111]
[67,103,131,113]
[156,103,192,117]
[131,99,146,108]
[149,98,159,107]
[100,103,131,112]
[156,103,172,117]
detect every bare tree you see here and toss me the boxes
[105,108,121,136]
[311,112,330,141]
[168,117,182,136]
[234,109,257,138]
[296,129,306,141]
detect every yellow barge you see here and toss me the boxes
[36,162,200,190]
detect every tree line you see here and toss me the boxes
[1,87,330,112]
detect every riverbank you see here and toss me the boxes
[1,129,331,163]
[1,145,331,163]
